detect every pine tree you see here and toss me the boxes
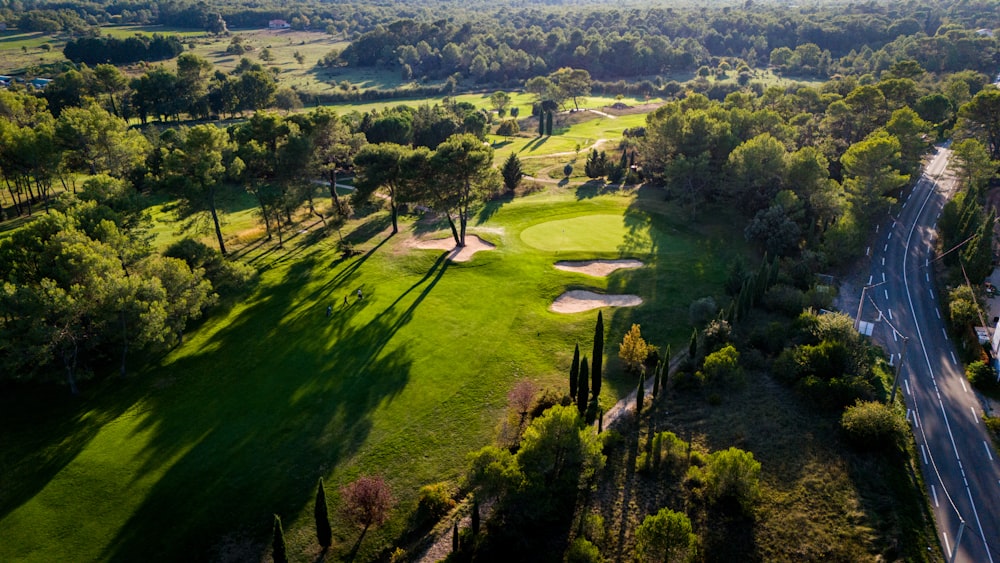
[577,357,590,415]
[315,477,332,548]
[545,111,554,135]
[272,514,288,563]
[592,311,604,399]
[652,360,661,400]
[569,343,580,399]
[501,152,523,193]
[585,149,602,178]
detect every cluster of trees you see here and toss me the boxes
[636,64,1000,267]
[0,181,225,393]
[63,34,184,66]
[334,1,1000,85]
[35,53,282,122]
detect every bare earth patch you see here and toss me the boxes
[554,259,644,277]
[411,234,496,262]
[550,290,643,313]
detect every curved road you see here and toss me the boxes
[859,145,1000,562]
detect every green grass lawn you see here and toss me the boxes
[0,184,744,562]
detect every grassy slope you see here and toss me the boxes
[0,185,741,562]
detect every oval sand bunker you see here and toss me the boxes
[550,290,643,313]
[555,259,643,277]
[412,234,495,262]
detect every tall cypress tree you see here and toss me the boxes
[569,343,580,398]
[315,477,332,549]
[538,113,545,136]
[545,111,554,135]
[636,376,645,412]
[272,514,288,563]
[592,311,604,399]
[577,358,590,415]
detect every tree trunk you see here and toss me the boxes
[307,192,326,226]
[459,214,467,247]
[63,341,79,395]
[328,170,343,215]
[208,184,227,255]
[446,214,461,247]
[390,199,398,234]
[120,310,129,378]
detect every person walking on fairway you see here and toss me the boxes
[326,305,332,317]
[344,295,348,306]
[357,288,363,300]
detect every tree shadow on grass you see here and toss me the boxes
[476,192,514,226]
[573,180,609,200]
[96,253,451,562]
[0,381,144,524]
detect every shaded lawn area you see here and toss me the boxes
[0,186,742,562]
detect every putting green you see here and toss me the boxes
[520,214,652,253]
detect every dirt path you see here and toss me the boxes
[597,352,686,432]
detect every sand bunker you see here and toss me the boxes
[411,234,496,262]
[554,259,643,277]
[550,290,643,313]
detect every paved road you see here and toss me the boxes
[858,145,1000,562]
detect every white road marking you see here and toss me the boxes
[961,378,967,392]
[885,289,889,300]
[882,257,885,266]
[876,224,880,233]
[922,444,928,464]
[868,275,873,285]
[986,441,994,461]
[929,288,935,299]
[887,233,892,241]
[942,327,948,338]
[893,221,897,228]
[926,272,929,282]
[888,308,893,320]
[905,379,911,396]
[902,201,907,208]
[933,485,940,508]
[973,406,979,421]
[884,244,889,252]
[866,246,870,256]
[893,331,898,342]
[936,309,941,319]
[951,351,957,365]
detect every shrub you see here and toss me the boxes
[565,537,603,563]
[984,416,1000,441]
[634,508,696,563]
[164,238,257,296]
[417,482,456,522]
[967,360,998,392]
[689,296,718,327]
[762,284,805,317]
[706,447,761,512]
[700,319,732,356]
[530,388,572,419]
[702,344,741,386]
[841,400,907,451]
